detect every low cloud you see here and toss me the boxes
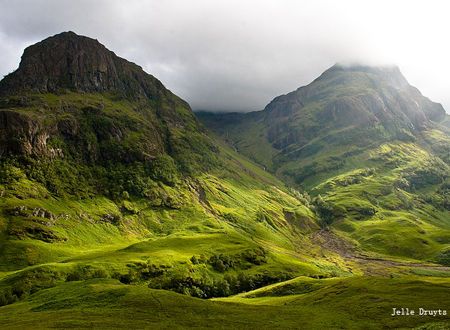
[0,0,449,112]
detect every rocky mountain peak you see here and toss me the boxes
[264,63,446,127]
[319,63,410,89]
[0,32,211,169]
[0,31,165,100]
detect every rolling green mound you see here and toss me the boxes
[0,277,448,329]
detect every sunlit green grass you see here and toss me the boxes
[0,276,448,329]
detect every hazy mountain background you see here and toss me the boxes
[199,63,450,262]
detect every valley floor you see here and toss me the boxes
[312,229,450,276]
[0,229,449,329]
[0,275,449,329]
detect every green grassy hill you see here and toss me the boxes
[0,32,331,319]
[1,34,449,329]
[0,90,330,306]
[198,65,450,265]
[0,276,449,329]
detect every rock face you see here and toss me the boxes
[0,110,55,157]
[0,31,165,100]
[198,64,449,176]
[264,64,446,131]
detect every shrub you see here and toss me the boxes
[190,255,199,265]
[154,271,291,299]
[436,250,450,266]
[117,262,166,283]
[206,249,267,272]
[0,288,18,307]
[66,265,109,282]
[313,195,339,227]
[0,161,26,184]
[149,155,180,186]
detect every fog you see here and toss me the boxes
[0,0,449,112]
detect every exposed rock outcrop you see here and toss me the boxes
[0,31,166,101]
[0,110,61,157]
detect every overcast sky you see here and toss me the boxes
[0,0,449,112]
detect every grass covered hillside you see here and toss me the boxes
[0,33,449,329]
[0,32,334,308]
[198,65,450,265]
[0,132,329,303]
[1,277,449,329]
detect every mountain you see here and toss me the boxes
[199,64,450,262]
[0,32,326,310]
[0,31,217,174]
[200,64,449,172]
[0,31,165,99]
[0,34,449,329]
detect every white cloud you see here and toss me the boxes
[0,0,448,112]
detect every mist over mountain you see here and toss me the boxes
[199,62,450,266]
[200,64,449,171]
[1,1,450,113]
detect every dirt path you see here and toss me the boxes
[311,229,450,275]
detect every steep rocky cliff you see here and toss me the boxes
[0,31,166,100]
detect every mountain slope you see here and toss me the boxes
[199,64,450,263]
[0,34,449,329]
[0,32,332,309]
[0,31,218,177]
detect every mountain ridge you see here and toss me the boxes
[0,31,216,175]
[199,63,450,265]
[263,63,446,127]
[0,31,175,102]
[199,63,449,172]
[0,32,449,329]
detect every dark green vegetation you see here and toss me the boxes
[0,33,449,329]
